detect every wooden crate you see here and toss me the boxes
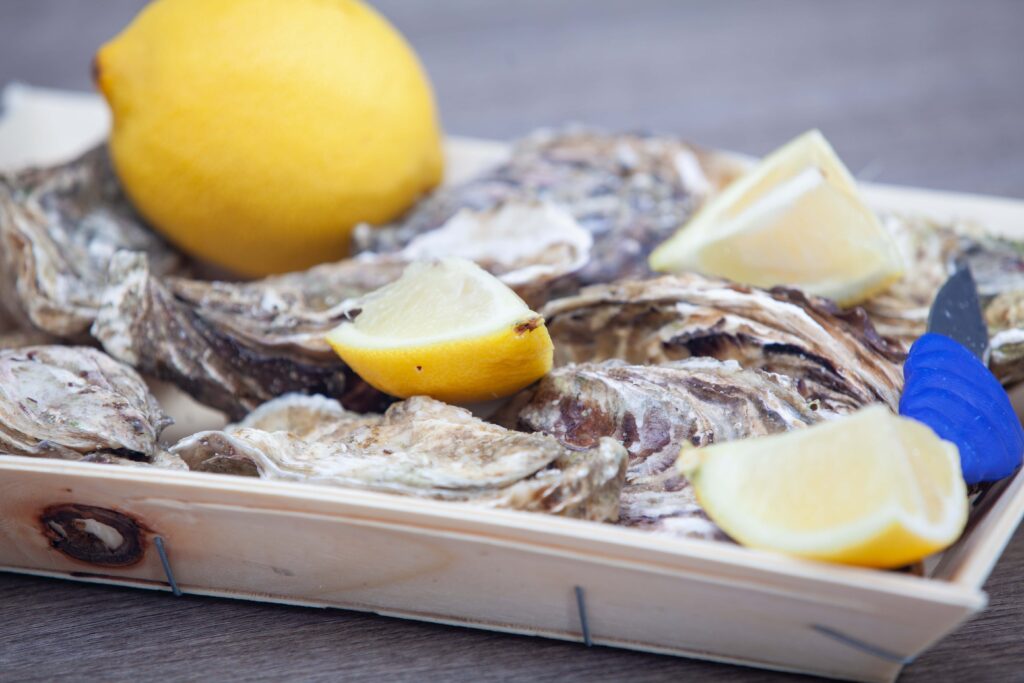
[2,86,1023,683]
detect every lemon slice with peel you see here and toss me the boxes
[678,405,968,568]
[326,257,553,403]
[649,130,904,306]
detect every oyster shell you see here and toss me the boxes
[986,291,1024,386]
[0,145,395,454]
[864,213,1024,385]
[236,392,364,437]
[0,345,172,462]
[173,394,628,521]
[356,127,732,292]
[91,251,389,420]
[501,359,825,539]
[543,274,905,413]
[0,147,185,337]
[393,201,592,308]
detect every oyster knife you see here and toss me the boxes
[899,263,1024,485]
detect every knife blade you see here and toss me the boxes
[899,263,1024,485]
[926,262,988,361]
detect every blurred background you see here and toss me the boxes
[1,0,1022,195]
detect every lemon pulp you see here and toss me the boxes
[679,405,968,568]
[649,130,904,306]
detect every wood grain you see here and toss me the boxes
[0,527,1020,682]
[1,1,1023,681]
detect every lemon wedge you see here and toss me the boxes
[326,258,553,403]
[649,130,904,306]
[678,406,968,568]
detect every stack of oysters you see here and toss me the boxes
[3,128,1024,540]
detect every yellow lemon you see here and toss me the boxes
[95,0,443,276]
[649,130,904,306]
[326,258,554,403]
[678,406,968,568]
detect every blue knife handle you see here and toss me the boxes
[899,333,1024,485]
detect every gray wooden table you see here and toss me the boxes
[1,2,1022,681]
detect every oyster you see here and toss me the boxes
[356,127,734,291]
[173,394,628,521]
[392,201,592,308]
[0,147,185,337]
[501,359,825,538]
[543,274,905,413]
[0,345,174,463]
[92,251,389,420]
[236,392,365,437]
[986,291,1024,386]
[864,214,1024,385]
[0,148,382,420]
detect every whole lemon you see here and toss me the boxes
[95,0,443,276]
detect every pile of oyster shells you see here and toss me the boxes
[3,128,1023,536]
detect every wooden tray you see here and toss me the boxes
[2,85,1023,683]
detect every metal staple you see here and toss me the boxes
[153,536,182,597]
[812,624,914,665]
[574,586,592,647]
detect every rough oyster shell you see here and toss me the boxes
[393,201,593,308]
[864,213,1024,386]
[173,394,628,521]
[235,392,363,437]
[356,127,732,292]
[0,345,172,461]
[501,358,826,539]
[0,147,184,336]
[543,273,905,413]
[91,251,387,421]
[987,291,1024,386]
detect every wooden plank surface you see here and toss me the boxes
[1,1,1022,681]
